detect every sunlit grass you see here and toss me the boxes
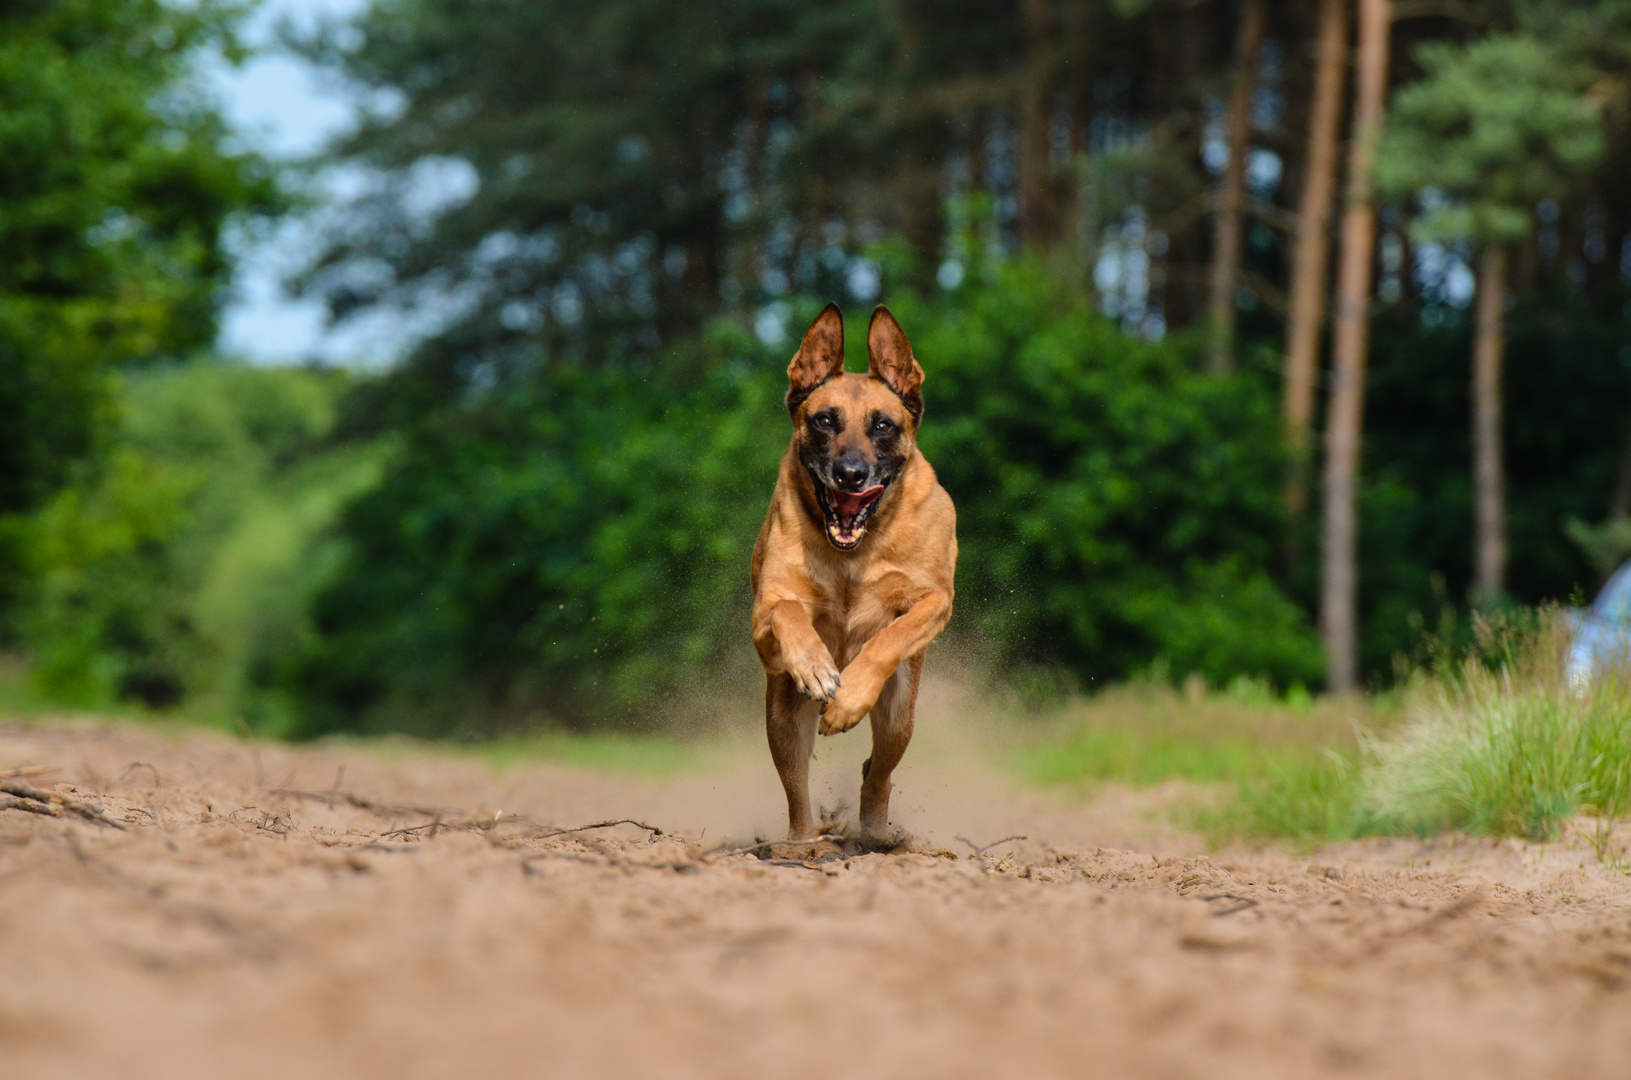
[1009,678,1377,847]
[1192,752,1365,847]
[1018,611,1631,851]
[1012,677,1372,790]
[1357,614,1631,842]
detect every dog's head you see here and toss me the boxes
[785,303,925,550]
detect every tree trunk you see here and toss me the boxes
[1018,0,1056,248]
[1320,0,1390,693]
[1282,0,1347,517]
[1472,245,1508,601]
[1207,0,1267,374]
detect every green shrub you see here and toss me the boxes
[291,262,1318,736]
[896,264,1322,689]
[9,361,382,729]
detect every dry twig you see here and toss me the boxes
[708,834,843,860]
[0,765,59,780]
[1200,893,1259,916]
[532,818,665,841]
[956,834,1026,875]
[265,787,449,819]
[0,779,126,829]
[0,794,66,818]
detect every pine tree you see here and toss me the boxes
[1322,0,1390,693]
[1378,35,1605,601]
[1282,0,1346,519]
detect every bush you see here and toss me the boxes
[289,324,788,737]
[9,361,381,729]
[291,261,1319,736]
[898,263,1322,689]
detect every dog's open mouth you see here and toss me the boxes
[816,482,887,549]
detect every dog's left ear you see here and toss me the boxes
[867,306,924,425]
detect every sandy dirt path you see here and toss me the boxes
[3,709,1631,1079]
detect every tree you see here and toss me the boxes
[1322,0,1391,692]
[1207,0,1267,374]
[1378,35,1604,601]
[1282,0,1347,518]
[0,0,278,620]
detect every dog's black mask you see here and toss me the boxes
[797,388,911,550]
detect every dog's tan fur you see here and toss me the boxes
[750,304,957,843]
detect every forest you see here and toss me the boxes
[5,0,1631,737]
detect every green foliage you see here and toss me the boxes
[0,0,279,616]
[1192,610,1631,847]
[1014,681,1360,791]
[304,0,884,353]
[11,362,384,730]
[1194,753,1365,848]
[1564,514,1631,580]
[1378,35,1604,243]
[290,262,1318,736]
[898,264,1322,688]
[1355,303,1631,671]
[1360,614,1631,840]
[289,323,789,737]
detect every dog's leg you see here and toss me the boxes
[820,590,950,735]
[766,673,820,839]
[858,653,924,846]
[754,598,841,702]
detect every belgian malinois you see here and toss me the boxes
[750,303,957,845]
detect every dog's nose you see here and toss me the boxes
[831,459,870,491]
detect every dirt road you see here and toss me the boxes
[3,711,1631,1079]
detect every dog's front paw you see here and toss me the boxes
[788,648,841,702]
[818,682,872,736]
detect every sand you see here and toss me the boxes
[4,707,1631,1079]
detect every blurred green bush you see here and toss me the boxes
[898,264,1321,691]
[283,261,1317,737]
[0,0,279,617]
[8,362,387,732]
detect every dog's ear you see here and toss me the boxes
[786,303,846,414]
[867,306,924,425]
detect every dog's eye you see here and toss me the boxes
[812,414,835,431]
[871,417,894,436]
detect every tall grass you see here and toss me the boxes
[1357,612,1631,841]
[1021,611,1631,850]
[1208,610,1631,846]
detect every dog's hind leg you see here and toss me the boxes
[858,653,924,847]
[766,673,820,839]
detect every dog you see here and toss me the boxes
[750,303,957,845]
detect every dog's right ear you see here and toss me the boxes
[786,303,845,414]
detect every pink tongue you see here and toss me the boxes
[832,485,884,518]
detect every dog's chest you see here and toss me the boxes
[809,554,899,650]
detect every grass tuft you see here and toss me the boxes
[1018,610,1631,851]
[1357,613,1631,842]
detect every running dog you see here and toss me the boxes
[750,303,957,845]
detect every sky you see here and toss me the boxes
[205,0,374,365]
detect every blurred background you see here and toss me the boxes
[4,0,1631,741]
